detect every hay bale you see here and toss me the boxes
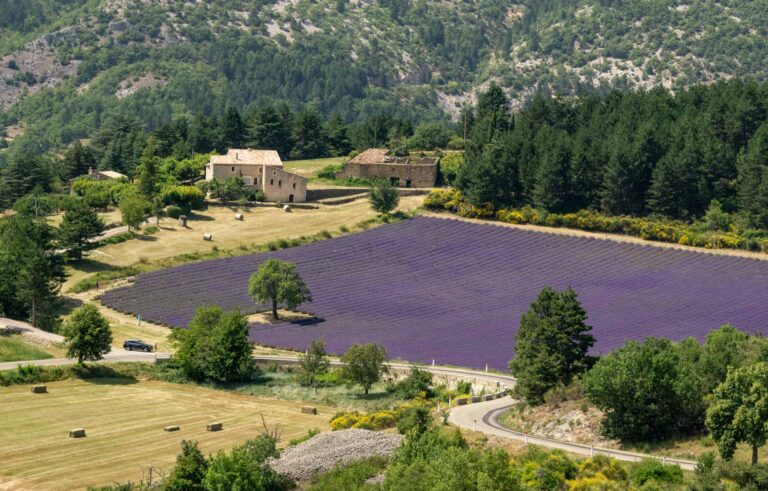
[69,428,86,438]
[164,425,180,432]
[283,204,291,212]
[203,233,213,241]
[31,385,47,394]
[301,406,318,415]
[235,213,244,221]
[207,422,223,432]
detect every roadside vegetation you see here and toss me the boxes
[0,334,53,363]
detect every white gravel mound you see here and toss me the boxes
[271,429,404,481]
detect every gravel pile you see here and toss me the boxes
[270,429,404,481]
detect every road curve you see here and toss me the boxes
[448,396,697,471]
[0,351,696,470]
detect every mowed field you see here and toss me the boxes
[80,196,424,269]
[0,379,332,490]
[102,216,768,370]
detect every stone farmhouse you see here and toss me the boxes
[335,148,439,188]
[205,149,308,202]
[86,167,127,181]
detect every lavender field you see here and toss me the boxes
[101,217,768,370]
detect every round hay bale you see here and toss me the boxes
[283,204,291,212]
[235,213,244,221]
[203,233,213,241]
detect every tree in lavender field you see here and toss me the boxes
[248,259,311,320]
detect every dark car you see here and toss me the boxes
[123,339,153,352]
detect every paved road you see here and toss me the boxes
[448,396,697,471]
[0,350,696,469]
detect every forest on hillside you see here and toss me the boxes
[458,80,768,228]
[1,0,768,154]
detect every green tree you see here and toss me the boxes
[58,199,105,259]
[532,127,572,213]
[290,108,326,159]
[93,114,145,175]
[136,154,160,199]
[0,150,53,208]
[247,104,293,158]
[369,178,399,214]
[324,112,351,157]
[220,106,246,150]
[737,122,768,228]
[164,440,208,491]
[299,339,330,389]
[61,304,112,365]
[119,194,148,232]
[203,436,284,491]
[341,343,388,394]
[61,141,97,180]
[699,324,751,393]
[172,306,253,383]
[395,365,433,399]
[583,337,702,440]
[248,259,311,320]
[408,122,452,150]
[0,214,65,329]
[509,287,594,403]
[706,362,768,465]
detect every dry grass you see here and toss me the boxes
[0,379,332,490]
[47,208,122,227]
[79,196,423,269]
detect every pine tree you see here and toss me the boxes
[246,104,293,158]
[290,108,326,159]
[737,122,768,228]
[532,127,572,213]
[220,106,246,150]
[58,200,105,259]
[509,287,595,404]
[324,112,351,156]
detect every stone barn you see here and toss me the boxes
[205,149,308,202]
[335,148,439,188]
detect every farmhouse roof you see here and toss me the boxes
[210,149,283,167]
[97,170,128,179]
[348,148,439,167]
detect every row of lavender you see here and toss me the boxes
[101,217,768,370]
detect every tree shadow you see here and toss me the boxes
[59,296,84,316]
[75,365,139,384]
[188,213,215,222]
[134,234,159,242]
[72,258,118,274]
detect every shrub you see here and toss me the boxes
[456,380,472,395]
[288,428,321,447]
[396,405,431,435]
[166,206,183,219]
[395,366,433,399]
[143,225,159,235]
[161,185,205,211]
[630,459,683,485]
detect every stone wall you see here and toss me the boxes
[336,162,438,188]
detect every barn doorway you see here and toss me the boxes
[389,177,399,186]
[288,194,294,203]
[405,179,412,188]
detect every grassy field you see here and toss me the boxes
[0,335,54,363]
[47,208,122,227]
[0,379,333,490]
[75,196,424,271]
[284,156,346,178]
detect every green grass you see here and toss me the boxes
[284,157,347,178]
[232,370,405,412]
[0,335,53,363]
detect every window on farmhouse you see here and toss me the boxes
[278,180,282,187]
[270,179,274,185]
[231,166,235,172]
[292,183,296,189]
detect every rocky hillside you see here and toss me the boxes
[1,0,767,149]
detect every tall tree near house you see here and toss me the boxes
[0,149,53,208]
[248,258,311,320]
[707,362,768,466]
[220,106,247,151]
[137,154,160,199]
[246,104,293,158]
[61,141,97,180]
[0,214,65,330]
[324,112,351,156]
[58,199,105,259]
[290,108,327,160]
[509,287,595,404]
[61,304,113,365]
[299,339,331,391]
[341,343,388,395]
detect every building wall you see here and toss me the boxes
[260,166,307,202]
[205,164,307,202]
[336,163,438,187]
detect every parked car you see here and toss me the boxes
[123,339,153,352]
